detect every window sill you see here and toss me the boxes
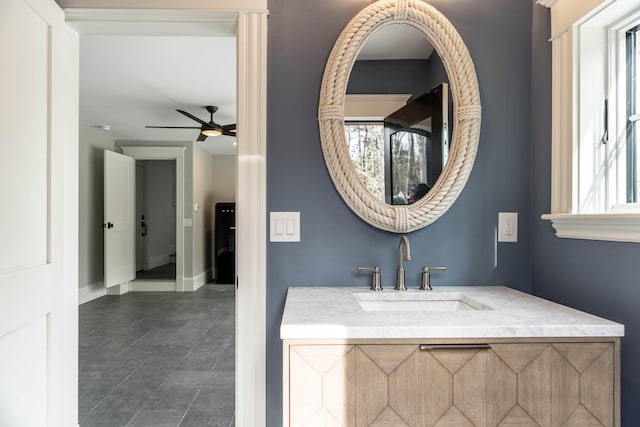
[541,213,640,243]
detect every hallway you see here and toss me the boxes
[79,284,235,426]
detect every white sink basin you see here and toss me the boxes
[358,299,476,312]
[353,292,492,312]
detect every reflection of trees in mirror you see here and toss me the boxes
[345,122,385,202]
[391,130,431,204]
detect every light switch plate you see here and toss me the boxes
[270,212,300,242]
[498,212,518,242]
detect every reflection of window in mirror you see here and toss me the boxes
[390,126,432,204]
[345,121,436,205]
[345,121,386,202]
[386,83,448,205]
[344,84,449,205]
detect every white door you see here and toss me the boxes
[135,163,146,272]
[104,150,135,288]
[0,0,78,425]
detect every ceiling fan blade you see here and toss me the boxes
[176,109,210,127]
[197,133,208,142]
[146,125,201,129]
[222,123,236,131]
[222,130,236,137]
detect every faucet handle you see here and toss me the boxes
[357,266,382,291]
[420,266,446,291]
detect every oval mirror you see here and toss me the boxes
[319,0,481,233]
[344,23,451,206]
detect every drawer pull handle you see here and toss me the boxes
[420,344,491,351]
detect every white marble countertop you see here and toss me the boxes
[280,286,624,340]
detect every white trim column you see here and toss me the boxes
[236,11,267,427]
[550,27,574,214]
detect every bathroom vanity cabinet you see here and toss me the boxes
[283,340,618,427]
[281,287,623,427]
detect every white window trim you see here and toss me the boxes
[539,0,640,243]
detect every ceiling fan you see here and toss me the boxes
[146,106,236,141]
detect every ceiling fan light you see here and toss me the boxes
[202,128,222,137]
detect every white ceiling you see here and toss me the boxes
[77,23,430,157]
[358,24,434,60]
[80,34,237,155]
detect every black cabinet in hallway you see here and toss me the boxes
[215,203,235,284]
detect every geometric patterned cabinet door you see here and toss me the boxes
[421,348,487,427]
[356,345,422,426]
[488,343,614,427]
[289,344,489,427]
[289,345,356,426]
[289,344,423,427]
[286,342,616,427]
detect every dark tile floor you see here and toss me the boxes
[79,284,235,427]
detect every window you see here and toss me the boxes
[608,15,640,211]
[541,0,640,242]
[627,25,639,203]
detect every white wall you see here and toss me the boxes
[192,144,217,280]
[210,154,236,272]
[78,127,116,293]
[139,160,176,269]
[211,154,236,205]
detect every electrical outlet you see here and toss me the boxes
[498,212,518,242]
[504,218,513,236]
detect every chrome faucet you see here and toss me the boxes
[420,266,446,291]
[395,235,412,291]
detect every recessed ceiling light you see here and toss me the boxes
[93,124,111,131]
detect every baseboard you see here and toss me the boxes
[145,254,173,270]
[79,272,208,299]
[106,282,131,295]
[184,268,212,292]
[129,280,176,292]
[78,282,107,305]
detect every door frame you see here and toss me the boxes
[122,146,185,291]
[63,4,268,426]
[135,162,146,272]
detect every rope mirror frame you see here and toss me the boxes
[318,0,481,233]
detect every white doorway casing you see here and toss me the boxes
[121,146,186,292]
[135,163,146,271]
[61,2,268,426]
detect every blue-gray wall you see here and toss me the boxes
[529,3,640,424]
[347,59,434,95]
[267,0,534,425]
[347,57,448,100]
